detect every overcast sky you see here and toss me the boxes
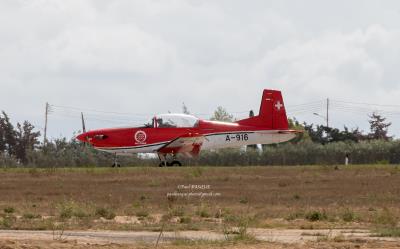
[1,0,400,139]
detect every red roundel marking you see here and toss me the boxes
[135,131,147,143]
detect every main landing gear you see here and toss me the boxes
[112,153,121,167]
[158,154,183,167]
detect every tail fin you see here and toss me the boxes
[237,89,289,129]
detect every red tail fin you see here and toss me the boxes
[237,89,289,129]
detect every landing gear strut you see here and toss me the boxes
[112,153,121,167]
[158,154,182,167]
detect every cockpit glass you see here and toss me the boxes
[155,114,199,128]
[143,118,154,128]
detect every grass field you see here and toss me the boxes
[1,164,400,233]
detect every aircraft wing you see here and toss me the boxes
[157,133,205,157]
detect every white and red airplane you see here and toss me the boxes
[76,89,298,166]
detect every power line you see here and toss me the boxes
[332,99,400,108]
[46,98,400,130]
[51,104,149,117]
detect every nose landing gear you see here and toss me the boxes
[112,153,121,167]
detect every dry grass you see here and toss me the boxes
[1,239,400,249]
[0,165,400,230]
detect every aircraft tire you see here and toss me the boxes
[171,161,182,167]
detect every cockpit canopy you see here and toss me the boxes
[145,114,199,128]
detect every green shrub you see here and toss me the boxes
[239,197,248,204]
[373,208,397,226]
[305,210,327,222]
[135,209,149,218]
[58,200,90,219]
[95,207,116,220]
[375,227,400,237]
[58,201,76,219]
[196,206,210,218]
[73,209,89,219]
[179,216,192,224]
[0,215,16,228]
[3,206,15,214]
[198,210,210,218]
[224,213,239,223]
[186,140,400,166]
[342,209,356,222]
[22,213,42,219]
[170,206,185,217]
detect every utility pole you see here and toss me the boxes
[326,98,329,127]
[44,102,49,145]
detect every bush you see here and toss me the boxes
[0,153,19,167]
[342,209,356,222]
[239,197,248,204]
[95,207,116,220]
[183,140,400,166]
[305,210,327,222]
[196,206,210,218]
[58,200,90,219]
[373,208,397,227]
[179,216,192,224]
[22,213,42,219]
[170,206,185,217]
[0,215,16,228]
[135,209,149,218]
[4,129,400,167]
[375,227,400,237]
[3,206,15,214]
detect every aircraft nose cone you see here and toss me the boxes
[76,132,88,142]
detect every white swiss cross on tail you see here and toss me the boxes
[274,101,283,111]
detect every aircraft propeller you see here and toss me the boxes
[81,112,88,147]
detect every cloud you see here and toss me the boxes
[1,0,400,137]
[252,25,400,99]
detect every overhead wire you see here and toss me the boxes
[47,98,400,129]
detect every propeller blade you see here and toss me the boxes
[81,112,87,147]
[81,112,86,133]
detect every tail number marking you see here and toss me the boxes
[225,133,249,142]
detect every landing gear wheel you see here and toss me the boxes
[171,160,182,167]
[159,162,167,167]
[112,153,120,167]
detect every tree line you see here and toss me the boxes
[0,108,398,167]
[0,111,40,165]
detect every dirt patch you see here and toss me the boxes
[1,232,400,249]
[0,228,399,245]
